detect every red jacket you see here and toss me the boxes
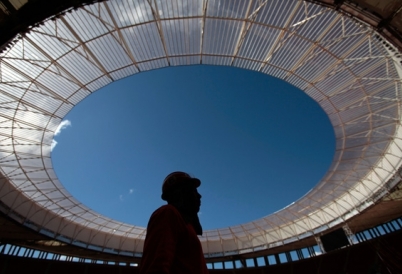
[139,205,209,274]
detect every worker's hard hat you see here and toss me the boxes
[161,171,201,201]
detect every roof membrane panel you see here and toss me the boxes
[162,18,202,56]
[207,0,250,19]
[86,34,133,71]
[203,19,242,56]
[237,24,281,60]
[255,0,299,27]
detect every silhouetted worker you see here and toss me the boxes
[139,171,208,274]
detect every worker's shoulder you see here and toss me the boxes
[151,204,181,219]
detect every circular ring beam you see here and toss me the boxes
[0,0,402,258]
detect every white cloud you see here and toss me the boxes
[51,120,72,151]
[51,140,58,151]
[120,189,134,201]
[55,120,71,136]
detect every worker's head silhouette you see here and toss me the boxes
[161,171,203,235]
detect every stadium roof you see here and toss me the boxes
[0,0,401,258]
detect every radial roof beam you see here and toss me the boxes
[22,36,90,95]
[230,0,267,66]
[147,0,170,66]
[1,60,70,106]
[199,0,207,63]
[59,16,114,82]
[102,2,141,72]
[258,0,302,71]
[284,12,342,79]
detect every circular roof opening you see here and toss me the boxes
[51,65,336,229]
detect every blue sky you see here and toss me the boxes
[51,65,335,230]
